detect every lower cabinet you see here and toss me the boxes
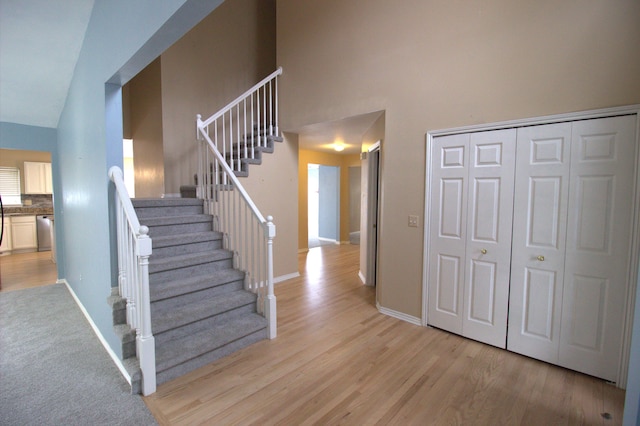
[0,217,11,254]
[427,113,637,382]
[10,216,37,252]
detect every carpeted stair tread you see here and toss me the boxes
[132,198,204,208]
[151,231,222,249]
[155,313,267,373]
[149,249,232,274]
[150,269,245,302]
[152,290,257,334]
[140,214,212,227]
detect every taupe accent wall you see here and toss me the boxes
[160,0,277,194]
[127,58,165,198]
[277,0,640,318]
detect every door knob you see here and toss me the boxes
[537,255,545,261]
[481,248,487,254]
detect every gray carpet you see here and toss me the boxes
[0,284,157,426]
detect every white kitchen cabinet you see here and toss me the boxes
[11,215,37,251]
[24,161,53,194]
[0,216,11,254]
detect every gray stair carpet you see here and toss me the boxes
[111,198,268,390]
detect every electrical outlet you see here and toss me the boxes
[408,215,419,228]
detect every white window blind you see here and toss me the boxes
[0,167,22,206]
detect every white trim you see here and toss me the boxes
[358,270,366,285]
[60,279,131,386]
[161,193,181,198]
[274,272,300,284]
[298,248,309,254]
[423,104,640,388]
[377,302,422,326]
[619,112,640,389]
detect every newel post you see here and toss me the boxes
[136,226,156,395]
[265,216,277,339]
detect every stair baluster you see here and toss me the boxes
[196,67,282,339]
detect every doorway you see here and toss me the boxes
[308,164,340,249]
[0,148,58,291]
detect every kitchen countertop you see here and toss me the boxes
[3,207,54,216]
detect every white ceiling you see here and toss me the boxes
[0,0,95,129]
[295,111,383,155]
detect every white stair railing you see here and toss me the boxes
[196,68,281,339]
[198,67,282,176]
[108,166,156,396]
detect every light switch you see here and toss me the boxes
[408,215,419,228]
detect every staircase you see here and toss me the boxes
[109,68,281,395]
[111,198,268,390]
[181,124,283,198]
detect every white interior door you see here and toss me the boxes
[508,122,572,363]
[463,130,516,348]
[558,115,636,381]
[428,134,469,335]
[428,130,516,347]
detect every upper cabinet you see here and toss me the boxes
[24,161,53,194]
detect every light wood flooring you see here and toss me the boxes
[0,251,58,292]
[144,244,625,425]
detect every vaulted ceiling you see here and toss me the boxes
[0,0,379,153]
[0,0,95,129]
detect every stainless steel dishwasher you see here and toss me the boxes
[36,215,52,251]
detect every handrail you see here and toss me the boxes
[201,67,282,128]
[108,166,156,396]
[195,68,280,339]
[196,125,277,339]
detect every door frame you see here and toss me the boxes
[365,141,381,288]
[423,104,640,388]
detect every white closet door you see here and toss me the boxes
[428,134,469,335]
[508,123,572,363]
[558,115,636,381]
[428,130,516,348]
[463,130,516,348]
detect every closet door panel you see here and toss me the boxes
[508,122,572,363]
[428,134,469,334]
[463,130,516,348]
[559,115,636,381]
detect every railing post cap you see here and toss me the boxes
[108,166,123,181]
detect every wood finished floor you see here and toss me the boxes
[0,251,58,292]
[144,244,625,425]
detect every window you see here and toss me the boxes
[0,167,22,206]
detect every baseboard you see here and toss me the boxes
[161,193,181,198]
[358,271,366,285]
[298,248,309,253]
[60,279,132,386]
[377,302,422,326]
[274,272,300,284]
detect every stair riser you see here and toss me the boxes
[152,240,223,258]
[153,303,257,345]
[112,306,126,326]
[152,278,244,305]
[156,328,267,385]
[150,258,233,283]
[136,205,203,218]
[147,221,212,237]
